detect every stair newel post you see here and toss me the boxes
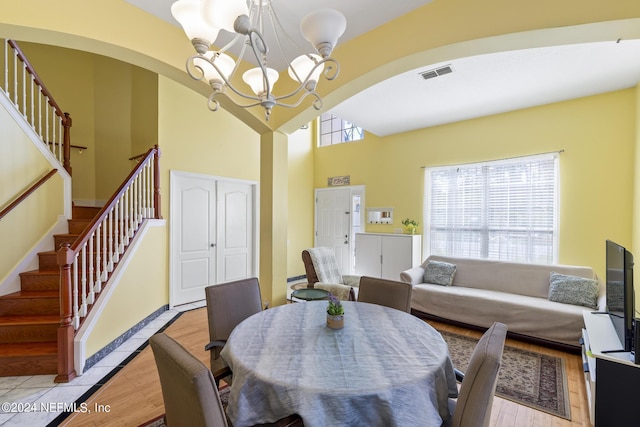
[56,243,77,383]
[62,112,72,176]
[153,145,162,219]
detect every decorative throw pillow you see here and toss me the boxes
[423,261,457,286]
[548,272,599,309]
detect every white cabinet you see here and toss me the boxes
[355,233,421,280]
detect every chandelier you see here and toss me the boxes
[171,0,347,120]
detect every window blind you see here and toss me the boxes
[425,153,559,264]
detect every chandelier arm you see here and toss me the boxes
[274,90,323,111]
[247,29,273,97]
[186,54,261,103]
[322,58,340,81]
[275,57,340,101]
[186,56,206,81]
[267,4,297,71]
[208,89,265,110]
[207,93,220,112]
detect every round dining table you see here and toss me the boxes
[220,300,458,427]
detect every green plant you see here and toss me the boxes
[327,294,344,316]
[402,218,418,227]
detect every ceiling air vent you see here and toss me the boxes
[419,65,453,80]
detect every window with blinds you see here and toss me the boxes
[425,153,559,264]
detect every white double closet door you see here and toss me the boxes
[170,171,257,306]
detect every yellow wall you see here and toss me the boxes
[82,74,261,357]
[18,42,97,201]
[18,42,159,203]
[93,56,134,201]
[85,223,167,356]
[131,67,159,159]
[287,125,315,278]
[0,99,65,283]
[314,90,636,279]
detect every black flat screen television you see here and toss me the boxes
[606,240,635,352]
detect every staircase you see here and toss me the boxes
[0,205,100,377]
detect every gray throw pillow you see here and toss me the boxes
[423,261,457,286]
[548,272,599,309]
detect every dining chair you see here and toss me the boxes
[357,276,413,313]
[301,248,359,300]
[449,322,508,427]
[204,277,263,384]
[150,333,305,427]
[150,333,228,427]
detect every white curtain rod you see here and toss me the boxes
[420,149,565,169]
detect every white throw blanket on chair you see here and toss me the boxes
[307,247,361,296]
[308,247,343,283]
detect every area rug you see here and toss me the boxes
[439,330,571,420]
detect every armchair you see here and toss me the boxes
[301,247,359,300]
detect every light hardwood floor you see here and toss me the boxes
[60,307,591,426]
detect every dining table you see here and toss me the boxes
[220,300,458,427]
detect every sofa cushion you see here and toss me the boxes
[411,283,588,347]
[423,260,457,286]
[548,272,599,309]
[425,255,597,298]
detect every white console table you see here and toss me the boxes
[582,311,638,426]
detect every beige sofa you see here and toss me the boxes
[400,255,604,350]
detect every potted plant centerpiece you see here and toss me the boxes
[326,294,345,329]
[402,218,418,234]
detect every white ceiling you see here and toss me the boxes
[332,40,640,136]
[126,1,640,136]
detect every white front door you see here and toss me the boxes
[315,186,365,275]
[170,172,258,307]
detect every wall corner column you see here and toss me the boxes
[260,131,288,307]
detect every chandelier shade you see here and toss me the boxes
[200,0,249,33]
[288,54,324,89]
[195,52,235,84]
[243,67,279,96]
[171,0,347,120]
[171,0,219,48]
[300,9,347,58]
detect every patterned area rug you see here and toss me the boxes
[440,330,571,420]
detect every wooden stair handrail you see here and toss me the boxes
[0,169,57,221]
[7,40,69,124]
[55,145,161,382]
[68,146,160,253]
[6,40,73,175]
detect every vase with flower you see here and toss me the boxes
[402,218,418,234]
[326,294,344,329]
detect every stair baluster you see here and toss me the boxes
[55,147,161,382]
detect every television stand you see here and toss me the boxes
[582,311,639,426]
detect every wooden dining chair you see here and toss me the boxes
[449,322,507,427]
[151,333,305,427]
[357,276,413,313]
[204,277,263,384]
